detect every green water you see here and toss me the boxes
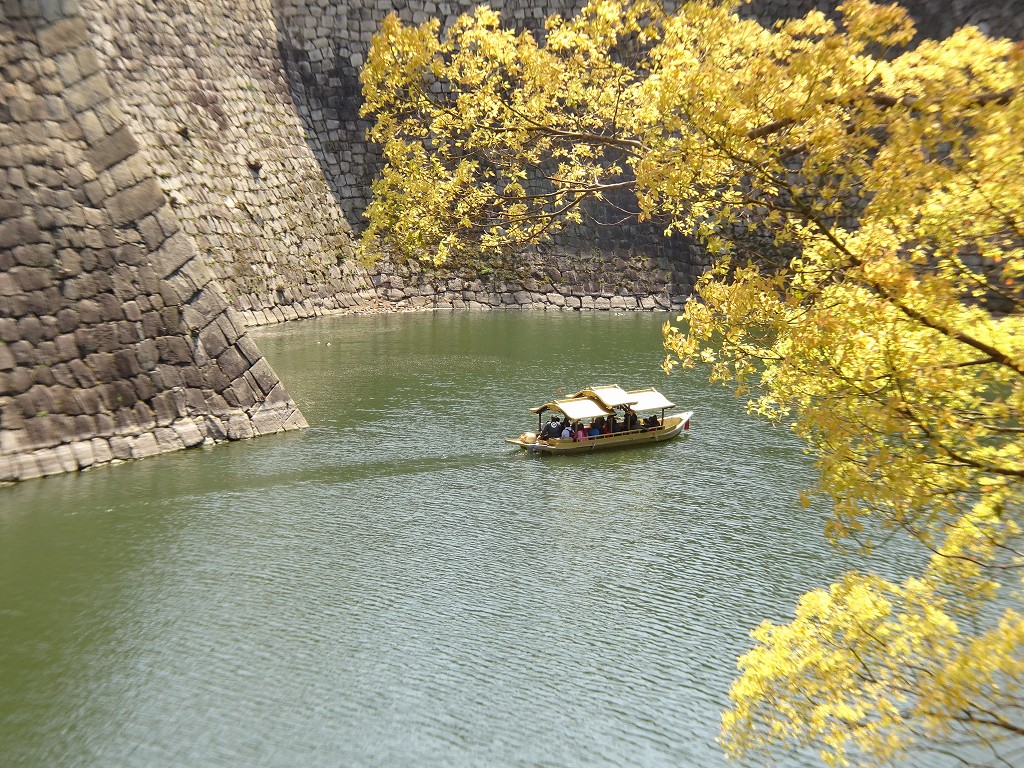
[1,311,857,767]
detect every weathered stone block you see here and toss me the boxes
[24,413,61,449]
[106,178,164,226]
[284,410,310,430]
[198,322,228,359]
[0,428,30,455]
[74,387,100,415]
[250,407,286,436]
[108,435,131,460]
[73,414,96,437]
[113,349,141,378]
[225,412,254,440]
[148,391,177,425]
[53,443,78,473]
[37,17,93,57]
[17,454,45,481]
[202,414,227,441]
[216,346,249,381]
[172,419,205,448]
[130,373,156,403]
[0,456,18,483]
[189,285,228,320]
[67,359,97,387]
[94,412,115,437]
[116,320,142,345]
[233,334,263,366]
[87,124,138,173]
[97,292,124,321]
[156,335,193,365]
[0,344,15,371]
[135,338,158,371]
[153,426,184,452]
[225,378,259,409]
[90,438,114,464]
[132,402,155,430]
[14,243,55,268]
[70,439,96,468]
[12,266,52,292]
[122,300,142,322]
[65,72,113,113]
[155,231,193,279]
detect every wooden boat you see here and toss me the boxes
[505,385,693,454]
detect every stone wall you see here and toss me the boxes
[371,245,709,312]
[271,0,1021,312]
[76,0,381,324]
[276,0,1023,234]
[65,0,1018,324]
[3,0,1019,484]
[0,4,307,483]
[745,0,1024,41]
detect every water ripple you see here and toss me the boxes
[0,312,918,768]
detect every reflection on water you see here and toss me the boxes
[3,311,872,767]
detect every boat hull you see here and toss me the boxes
[505,412,692,454]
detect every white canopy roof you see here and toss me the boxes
[626,388,676,411]
[530,385,676,420]
[573,385,637,408]
[531,396,613,421]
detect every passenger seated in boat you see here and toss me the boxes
[625,411,639,431]
[588,420,602,437]
[541,415,561,440]
[560,422,573,439]
[609,414,622,433]
[574,422,588,441]
[643,414,659,429]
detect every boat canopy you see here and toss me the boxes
[531,396,613,421]
[530,386,676,420]
[573,385,637,408]
[626,388,676,412]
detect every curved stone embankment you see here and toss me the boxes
[1,7,306,483]
[366,246,708,314]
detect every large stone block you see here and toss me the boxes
[225,412,255,440]
[105,178,165,226]
[172,418,206,448]
[215,345,249,381]
[155,335,194,365]
[87,124,138,173]
[37,17,93,57]
[198,322,228,359]
[155,231,194,279]
[0,456,19,483]
[64,72,114,113]
[153,426,184,452]
[249,407,287,436]
[17,454,45,481]
[91,438,114,463]
[108,435,131,460]
[70,439,96,468]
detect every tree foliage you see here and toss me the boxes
[361,1,1024,764]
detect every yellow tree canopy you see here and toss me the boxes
[361,1,1024,764]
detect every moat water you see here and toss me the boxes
[2,311,867,767]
